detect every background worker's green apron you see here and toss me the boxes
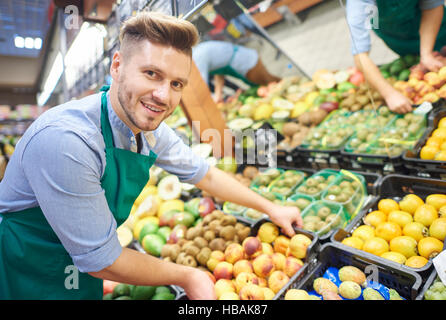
[0,86,157,299]
[209,44,257,86]
[374,0,446,55]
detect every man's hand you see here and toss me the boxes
[267,204,303,237]
[421,53,445,72]
[385,89,413,114]
[181,267,216,300]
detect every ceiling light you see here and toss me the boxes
[24,37,34,49]
[34,38,42,50]
[14,36,24,48]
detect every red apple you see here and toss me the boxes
[167,224,187,244]
[319,102,339,113]
[199,197,215,217]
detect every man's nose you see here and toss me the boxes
[152,82,170,105]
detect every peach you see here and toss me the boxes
[439,66,446,80]
[414,81,435,96]
[219,291,240,300]
[206,250,225,272]
[239,284,265,300]
[262,287,275,300]
[242,237,262,258]
[213,261,233,280]
[234,272,259,293]
[289,234,311,259]
[271,252,286,271]
[261,242,274,255]
[214,279,236,299]
[424,72,442,87]
[284,256,304,278]
[273,235,290,255]
[257,277,267,288]
[252,253,275,278]
[225,243,245,264]
[233,259,253,278]
[257,222,279,243]
[205,271,216,283]
[268,270,290,294]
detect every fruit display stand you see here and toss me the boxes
[403,106,446,179]
[415,269,446,300]
[331,174,446,280]
[275,242,423,300]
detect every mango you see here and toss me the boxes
[338,266,367,287]
[389,289,403,300]
[313,277,338,295]
[339,281,362,299]
[363,288,384,300]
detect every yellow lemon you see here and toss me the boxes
[352,225,375,243]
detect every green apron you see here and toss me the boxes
[0,86,157,299]
[209,45,257,86]
[374,0,446,55]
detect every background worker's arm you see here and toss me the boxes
[213,74,225,103]
[195,166,303,237]
[89,248,216,299]
[354,53,413,114]
[419,2,445,71]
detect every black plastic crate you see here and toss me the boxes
[415,269,440,300]
[275,242,423,300]
[403,107,446,178]
[331,174,446,278]
[294,146,346,171]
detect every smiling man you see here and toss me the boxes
[0,12,302,300]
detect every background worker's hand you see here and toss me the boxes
[421,52,445,72]
[385,89,413,114]
[268,204,303,237]
[182,267,216,300]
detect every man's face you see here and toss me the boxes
[112,41,191,132]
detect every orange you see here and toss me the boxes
[434,151,446,161]
[380,251,407,264]
[341,236,364,250]
[387,210,413,228]
[390,236,418,259]
[399,194,424,215]
[403,222,429,242]
[405,256,429,268]
[414,204,439,227]
[426,194,446,210]
[425,136,442,147]
[375,222,402,242]
[352,225,375,243]
[418,237,444,259]
[378,199,399,215]
[432,128,446,140]
[363,237,389,256]
[363,210,387,228]
[420,145,439,160]
[438,117,446,128]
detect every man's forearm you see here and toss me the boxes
[354,53,395,99]
[420,5,444,57]
[196,166,276,214]
[88,247,192,288]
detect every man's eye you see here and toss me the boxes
[146,70,156,77]
[172,81,183,89]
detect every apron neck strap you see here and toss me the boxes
[100,86,115,149]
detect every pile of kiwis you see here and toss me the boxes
[283,197,313,211]
[296,174,336,197]
[160,210,251,268]
[302,205,343,235]
[323,179,362,215]
[251,168,282,190]
[269,170,305,197]
[339,83,384,112]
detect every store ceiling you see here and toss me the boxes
[0,0,52,58]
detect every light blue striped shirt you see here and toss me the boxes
[0,91,209,273]
[346,0,445,55]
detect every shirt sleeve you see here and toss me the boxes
[419,0,444,10]
[151,122,210,184]
[21,125,122,273]
[346,0,376,55]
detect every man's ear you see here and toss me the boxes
[110,51,122,81]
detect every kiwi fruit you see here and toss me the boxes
[212,210,225,221]
[176,252,187,264]
[183,255,197,267]
[186,227,199,240]
[303,216,321,224]
[177,238,187,247]
[304,221,317,232]
[316,221,329,232]
[193,237,208,249]
[220,215,237,226]
[196,247,212,266]
[184,244,200,257]
[169,244,181,261]
[317,207,331,220]
[209,220,221,232]
[203,230,216,242]
[325,214,342,228]
[233,235,240,243]
[161,244,172,258]
[220,225,236,241]
[209,238,226,252]
[336,193,349,203]
[202,214,214,225]
[235,222,245,231]
[237,226,251,242]
[305,178,318,187]
[163,257,173,263]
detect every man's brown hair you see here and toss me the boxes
[119,11,199,57]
